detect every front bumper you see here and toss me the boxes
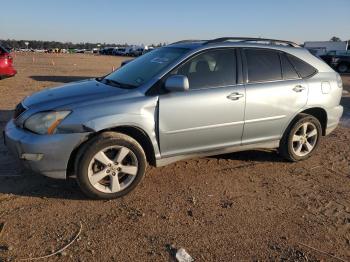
[4,120,88,179]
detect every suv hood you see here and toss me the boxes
[23,79,135,109]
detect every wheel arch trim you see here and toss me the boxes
[281,106,328,138]
[67,123,160,178]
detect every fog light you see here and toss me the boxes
[21,153,43,161]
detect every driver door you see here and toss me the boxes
[158,49,245,157]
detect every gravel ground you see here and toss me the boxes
[0,53,349,261]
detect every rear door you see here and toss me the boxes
[242,48,308,144]
[158,48,245,157]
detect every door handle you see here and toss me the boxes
[293,85,306,92]
[227,92,244,100]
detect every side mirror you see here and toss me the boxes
[164,75,189,92]
[121,59,133,67]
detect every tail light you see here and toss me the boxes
[3,54,13,65]
[336,73,343,89]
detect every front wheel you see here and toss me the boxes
[279,114,322,162]
[76,132,147,199]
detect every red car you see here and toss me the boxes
[0,44,17,79]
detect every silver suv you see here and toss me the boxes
[4,37,343,199]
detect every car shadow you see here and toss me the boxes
[341,96,350,108]
[341,96,350,127]
[30,75,93,83]
[0,173,88,200]
[210,149,284,162]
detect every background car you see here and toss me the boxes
[117,47,133,56]
[0,44,17,79]
[320,50,350,73]
[130,48,144,57]
[99,47,115,55]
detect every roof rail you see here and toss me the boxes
[204,37,300,47]
[170,40,205,45]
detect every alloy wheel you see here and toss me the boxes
[87,146,138,193]
[292,122,318,157]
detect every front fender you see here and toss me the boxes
[84,113,161,159]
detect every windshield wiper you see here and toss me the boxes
[103,78,136,89]
[102,78,120,87]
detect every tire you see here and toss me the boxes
[76,132,147,199]
[279,114,322,162]
[338,63,349,73]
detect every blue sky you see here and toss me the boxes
[1,0,349,45]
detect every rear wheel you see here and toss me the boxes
[76,132,147,199]
[279,114,322,161]
[338,63,349,73]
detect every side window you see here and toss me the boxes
[287,54,317,78]
[245,49,282,83]
[280,53,299,80]
[174,49,236,90]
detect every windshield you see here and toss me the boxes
[0,44,9,54]
[104,47,190,88]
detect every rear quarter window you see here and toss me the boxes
[280,53,299,80]
[287,54,317,78]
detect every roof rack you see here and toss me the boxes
[204,37,300,47]
[170,40,205,45]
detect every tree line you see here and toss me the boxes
[1,37,347,51]
[0,39,166,50]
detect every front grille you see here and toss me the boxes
[13,102,26,119]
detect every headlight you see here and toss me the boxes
[24,111,71,135]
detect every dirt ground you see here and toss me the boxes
[0,53,349,261]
